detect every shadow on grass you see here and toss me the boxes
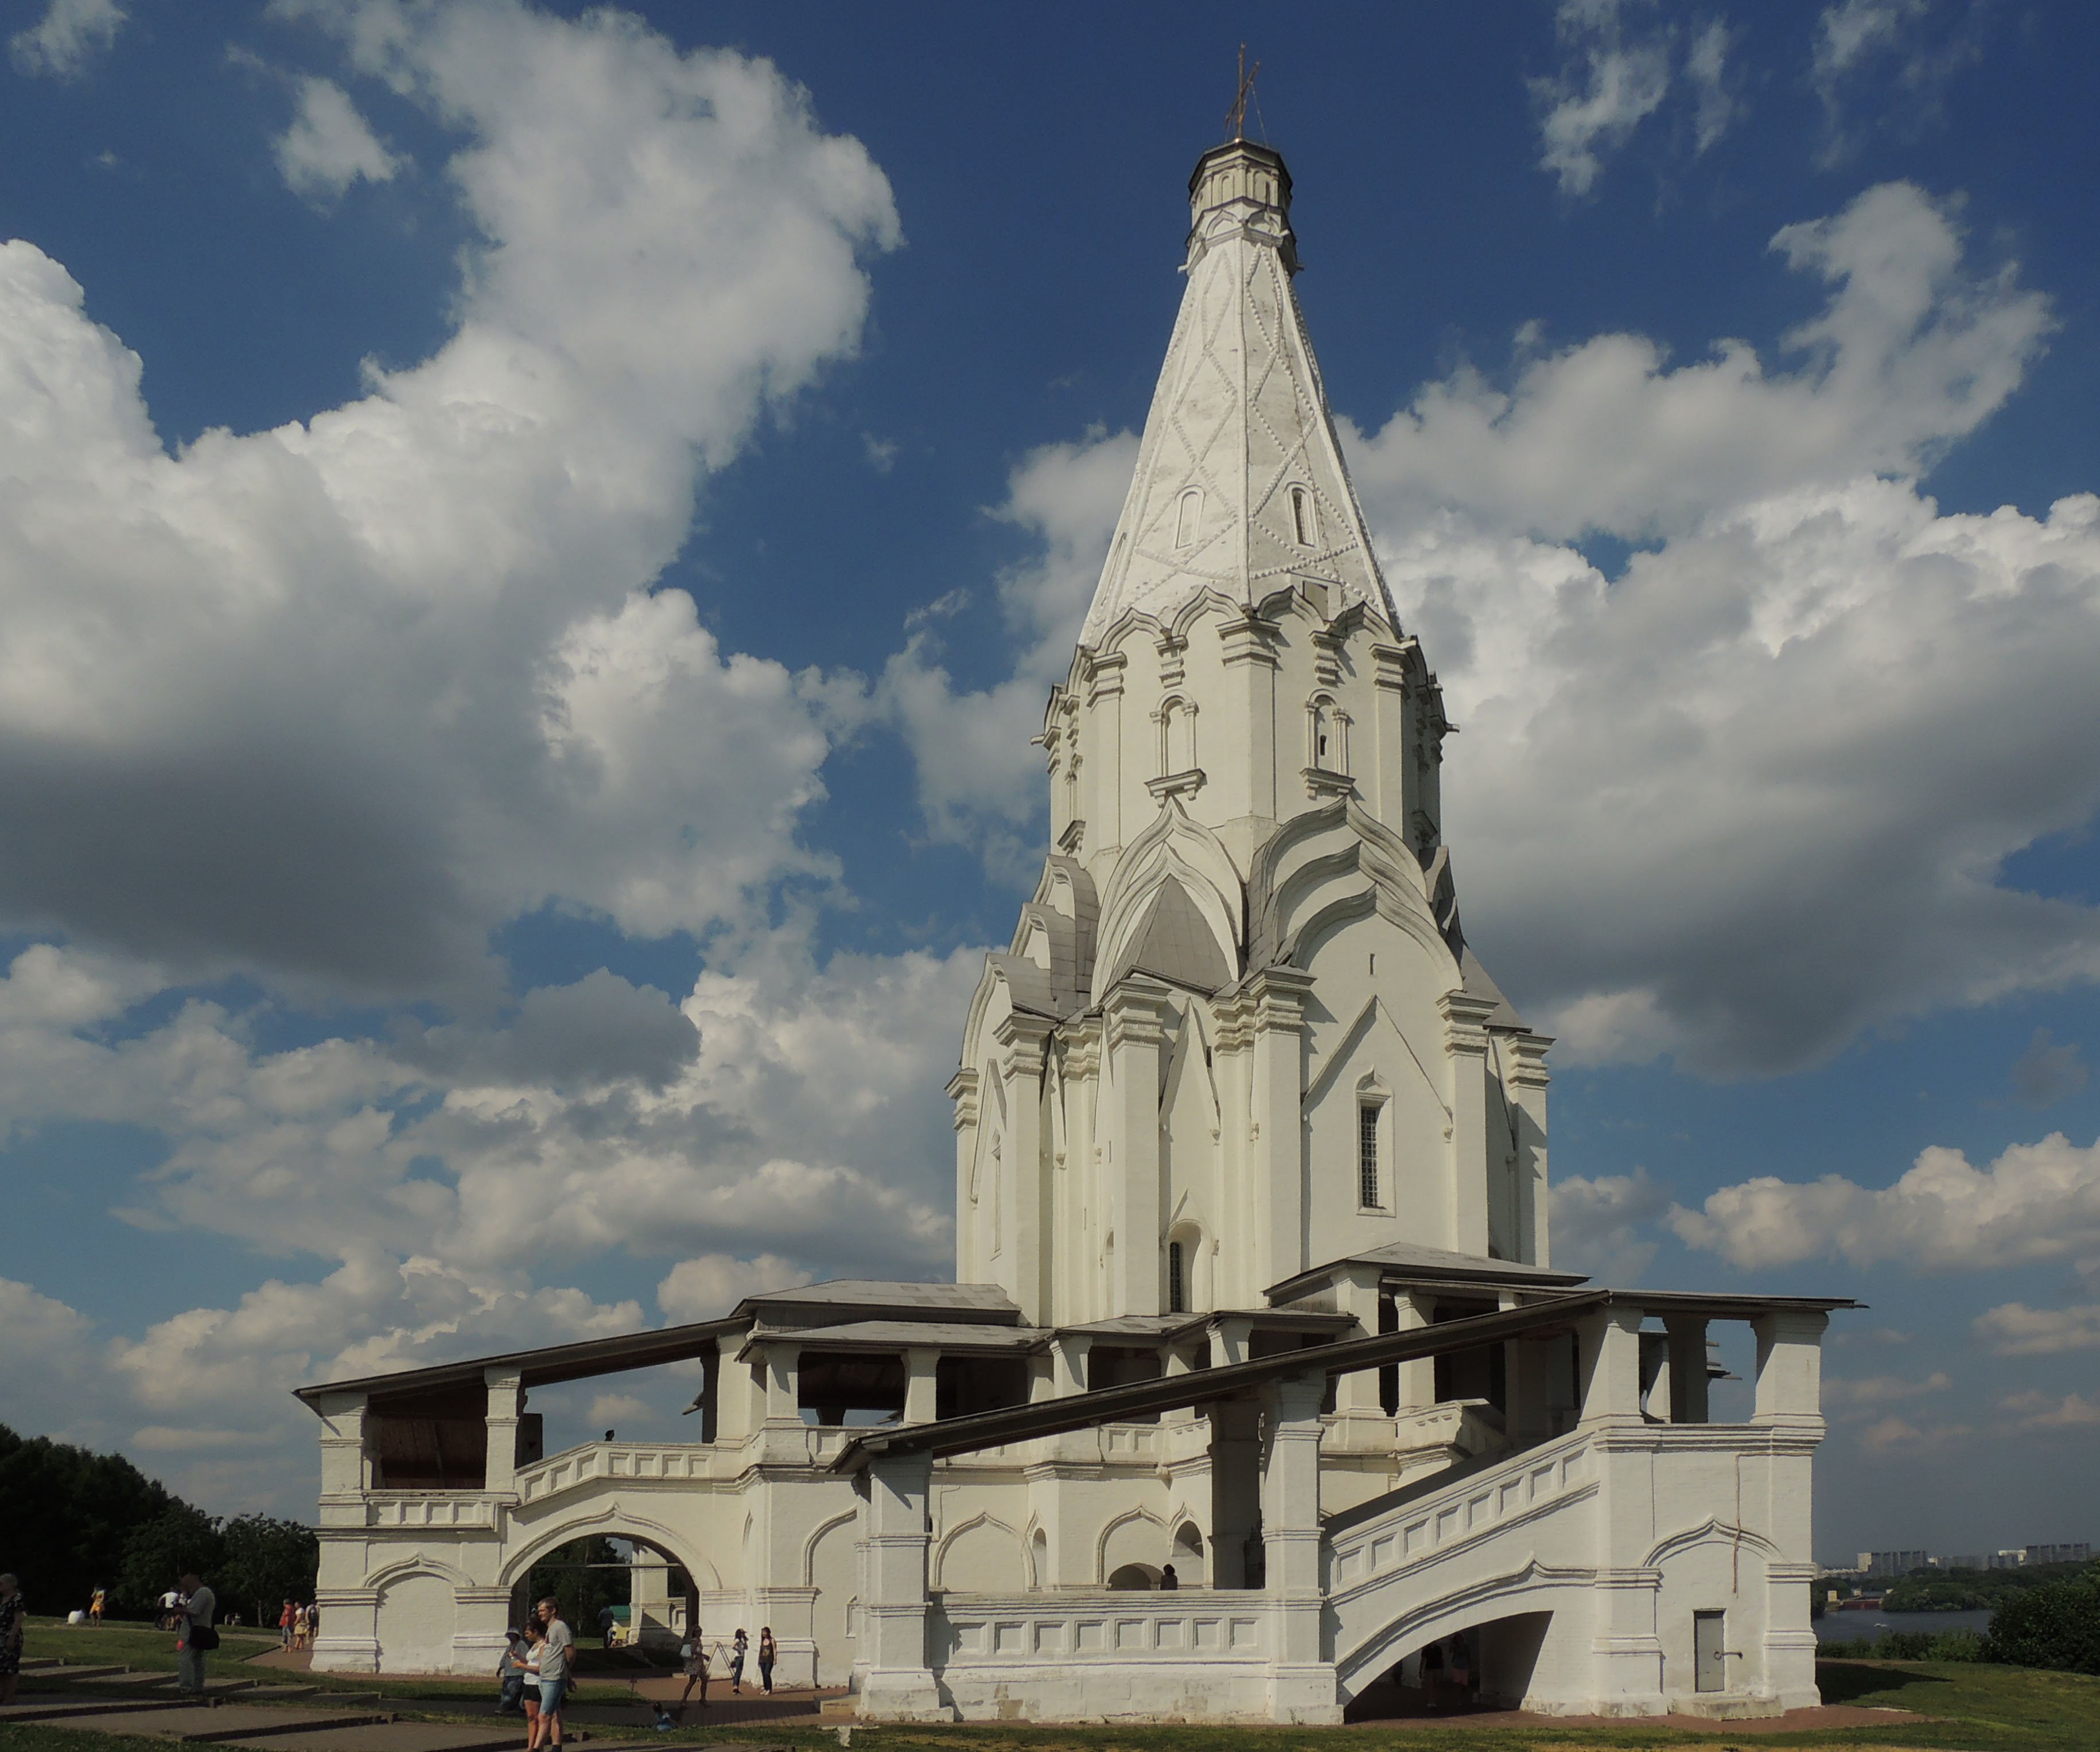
[1817,1655,1955,1706]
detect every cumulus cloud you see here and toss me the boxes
[1344,185,2100,1073]
[9,0,124,77]
[658,1252,813,1321]
[1667,1132,2100,1275]
[0,0,896,1004]
[275,76,403,201]
[1549,1167,1670,1280]
[1973,1301,2100,1356]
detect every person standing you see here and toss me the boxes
[278,1600,295,1650]
[496,1629,530,1714]
[1,1574,25,1708]
[175,1572,217,1695]
[597,1603,616,1649]
[89,1586,105,1625]
[518,1623,546,1748]
[728,1627,746,1695]
[532,1597,573,1751]
[1420,1636,1446,1711]
[1448,1634,1473,1709]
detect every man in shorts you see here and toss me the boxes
[531,1598,573,1750]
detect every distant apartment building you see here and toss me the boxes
[1935,1543,2091,1570]
[1859,1550,1931,1578]
[2023,1543,2091,1566]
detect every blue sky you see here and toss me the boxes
[1,0,2097,1565]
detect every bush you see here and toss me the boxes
[1982,1572,2100,1675]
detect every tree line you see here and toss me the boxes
[0,1423,318,1625]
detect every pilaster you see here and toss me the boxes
[1084,649,1127,865]
[1247,966,1315,1292]
[1438,990,1499,1255]
[1504,1031,1553,1264]
[946,1066,980,1282]
[1103,977,1172,1315]
[1216,612,1281,834]
[994,1011,1056,1323]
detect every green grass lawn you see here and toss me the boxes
[7,1650,2097,1751]
[15,1617,657,1707]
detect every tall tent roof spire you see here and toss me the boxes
[1076,138,1396,648]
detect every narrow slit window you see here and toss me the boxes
[1290,485,1315,547]
[1175,488,1203,549]
[1167,1240,1187,1314]
[1359,1103,1381,1208]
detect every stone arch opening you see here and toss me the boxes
[1340,1608,1555,1721]
[507,1532,702,1659]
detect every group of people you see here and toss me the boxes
[277,1600,321,1650]
[1414,1633,1477,1711]
[671,1624,777,1711]
[495,1597,577,1750]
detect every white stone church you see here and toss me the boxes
[298,135,1848,1723]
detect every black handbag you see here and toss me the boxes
[189,1623,220,1651]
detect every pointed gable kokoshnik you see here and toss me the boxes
[1079,139,1394,648]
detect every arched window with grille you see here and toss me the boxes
[1288,484,1316,547]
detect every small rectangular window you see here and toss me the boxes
[1359,1103,1381,1207]
[1168,1240,1187,1313]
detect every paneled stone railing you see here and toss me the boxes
[365,1493,500,1528]
[932,1591,1272,1665]
[1326,1428,1595,1598]
[514,1440,720,1502]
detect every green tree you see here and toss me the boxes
[0,1423,180,1617]
[1982,1570,2100,1675]
[218,1516,321,1627]
[524,1537,629,1639]
[118,1504,226,1615]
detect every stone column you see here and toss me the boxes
[1052,1331,1093,1396]
[1665,1318,1709,1424]
[1217,612,1281,844]
[1263,1372,1340,1723]
[903,1347,940,1424]
[1578,1306,1666,1714]
[765,1342,803,1423]
[1393,1291,1436,1411]
[1247,967,1315,1293]
[995,1011,1055,1324]
[857,1453,945,1721]
[1503,1033,1552,1263]
[1207,1397,1262,1590]
[310,1391,380,1673]
[484,1368,523,1496]
[1755,1310,1828,1711]
[1438,990,1499,1256]
[1329,1266,1385,1417]
[1104,978,1172,1317]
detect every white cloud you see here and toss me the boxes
[1684,18,1737,154]
[2012,1028,2088,1109]
[1822,1369,1950,1411]
[1549,1167,1669,1280]
[1998,1388,2100,1431]
[9,0,124,77]
[1858,1411,1970,1452]
[1812,1,1980,164]
[658,1252,813,1322]
[0,0,898,1004]
[0,1276,105,1443]
[588,1392,654,1428]
[1531,1,1673,196]
[880,430,1135,870]
[1973,1301,2100,1356]
[1667,1132,2100,1275]
[275,76,402,201]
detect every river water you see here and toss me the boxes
[1816,1607,1994,1644]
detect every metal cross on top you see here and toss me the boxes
[1226,44,1262,142]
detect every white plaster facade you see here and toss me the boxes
[297,135,1847,1725]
